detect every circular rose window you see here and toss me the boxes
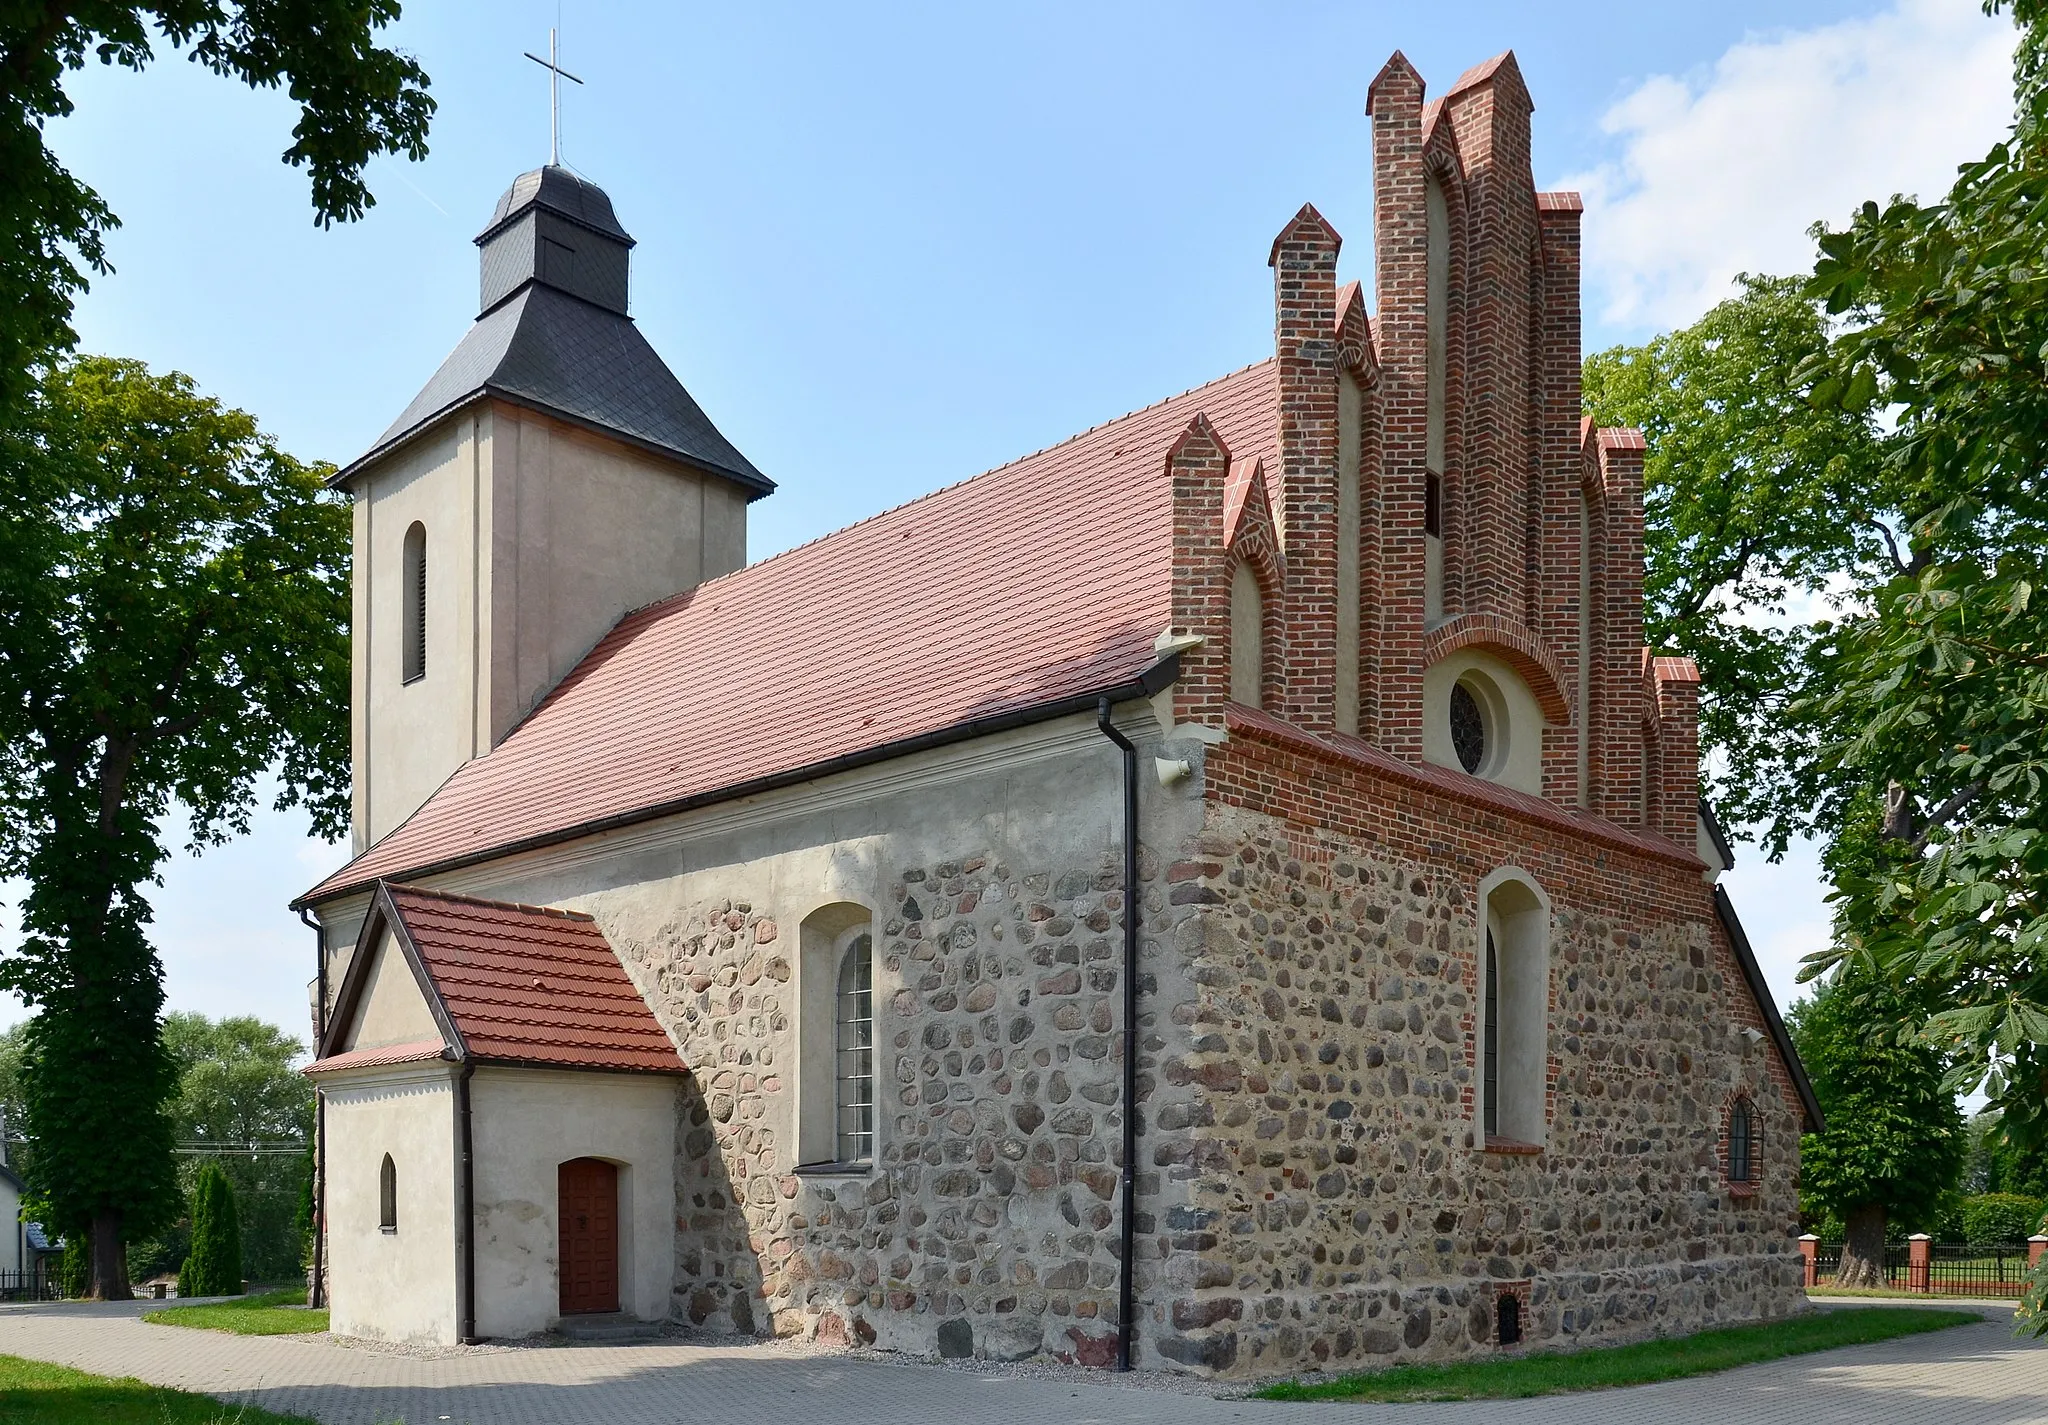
[1450,681,1487,774]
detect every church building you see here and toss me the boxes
[297,49,1821,1377]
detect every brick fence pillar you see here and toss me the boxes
[1907,1233,1932,1293]
[2029,1235,2047,1271]
[1799,1233,1819,1289]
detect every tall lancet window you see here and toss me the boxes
[401,522,427,685]
[1424,172,1449,626]
[835,930,875,1164]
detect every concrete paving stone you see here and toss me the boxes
[0,1298,2043,1424]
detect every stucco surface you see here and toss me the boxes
[470,1067,678,1336]
[340,928,440,1052]
[322,1062,460,1343]
[351,403,746,849]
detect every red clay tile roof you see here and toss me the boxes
[303,1039,448,1075]
[386,886,684,1074]
[304,361,1279,903]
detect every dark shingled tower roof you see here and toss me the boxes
[336,166,770,496]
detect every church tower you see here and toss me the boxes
[336,166,772,854]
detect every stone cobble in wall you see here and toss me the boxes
[1146,802,1802,1376]
[609,849,1159,1365]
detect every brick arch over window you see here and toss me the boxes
[1424,613,1573,725]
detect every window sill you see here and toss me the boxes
[379,1226,397,1235]
[1726,1181,1758,1199]
[791,1160,873,1177]
[1483,1136,1543,1157]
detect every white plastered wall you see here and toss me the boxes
[0,1180,21,1273]
[321,1061,459,1343]
[352,402,751,850]
[340,928,441,1052]
[309,698,1207,1349]
[469,1067,678,1336]
[1422,648,1547,796]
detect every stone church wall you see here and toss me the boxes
[1142,715,1806,1376]
[508,711,1208,1362]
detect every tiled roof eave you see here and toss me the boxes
[298,651,1182,909]
[329,383,773,497]
[465,1053,690,1077]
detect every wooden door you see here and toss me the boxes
[557,1158,619,1315]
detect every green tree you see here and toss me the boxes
[1790,0,2048,1168]
[1787,972,1965,1286]
[163,1013,311,1148]
[162,1013,313,1281]
[0,2,433,408]
[177,1161,240,1298]
[1582,275,1892,844]
[0,357,349,1298]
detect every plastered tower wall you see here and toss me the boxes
[348,404,747,850]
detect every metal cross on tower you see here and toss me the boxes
[524,27,584,166]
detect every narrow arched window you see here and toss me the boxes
[835,931,874,1164]
[1230,562,1264,709]
[1482,928,1499,1138]
[401,522,427,684]
[1729,1097,1755,1184]
[1479,875,1551,1149]
[379,1153,397,1232]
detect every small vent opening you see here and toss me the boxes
[1496,1292,1521,1347]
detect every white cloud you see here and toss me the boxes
[1566,0,2016,334]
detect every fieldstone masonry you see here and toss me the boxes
[1145,800,1801,1375]
[611,851,1166,1367]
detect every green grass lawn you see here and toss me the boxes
[1254,1306,1977,1402]
[0,1352,315,1424]
[142,1287,329,1337]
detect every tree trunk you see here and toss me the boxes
[1837,1202,1889,1288]
[89,1209,131,1301]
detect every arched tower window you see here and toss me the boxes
[1728,1096,1756,1184]
[401,522,427,685]
[835,930,874,1164]
[1231,561,1264,709]
[379,1153,397,1232]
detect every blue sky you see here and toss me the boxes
[7,0,2020,1046]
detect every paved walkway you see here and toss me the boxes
[0,1298,2043,1424]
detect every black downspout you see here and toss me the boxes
[297,907,327,1311]
[457,1058,477,1344]
[1096,697,1141,1372]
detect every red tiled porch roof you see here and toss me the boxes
[385,886,683,1074]
[304,361,1279,904]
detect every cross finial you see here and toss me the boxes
[523,28,584,166]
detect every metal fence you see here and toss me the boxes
[1812,1241,2036,1297]
[0,1268,60,1302]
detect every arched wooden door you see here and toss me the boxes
[557,1158,619,1316]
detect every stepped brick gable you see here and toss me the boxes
[303,47,1817,1372]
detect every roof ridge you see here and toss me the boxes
[387,881,594,922]
[612,357,1278,629]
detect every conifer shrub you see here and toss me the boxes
[178,1162,242,1297]
[57,1236,88,1298]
